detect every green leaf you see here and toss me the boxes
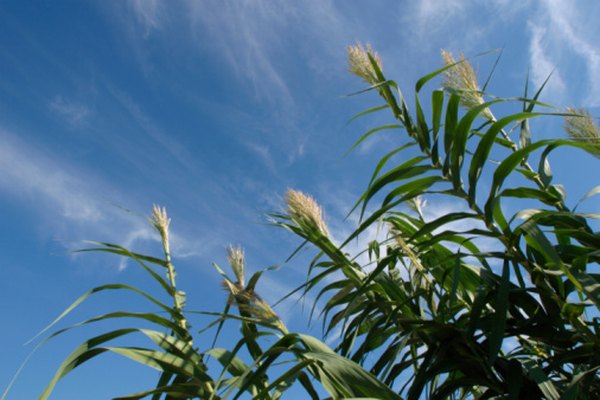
[444,93,460,163]
[254,360,315,400]
[520,118,531,150]
[561,366,600,400]
[113,383,204,400]
[499,187,561,206]
[408,212,480,242]
[575,184,600,210]
[381,176,444,209]
[347,104,389,123]
[416,60,466,93]
[570,270,600,310]
[298,342,403,400]
[482,49,503,92]
[539,157,552,187]
[77,241,167,267]
[488,259,509,365]
[28,283,174,345]
[108,347,208,378]
[207,348,250,377]
[534,138,600,190]
[485,140,551,220]
[517,220,600,307]
[468,112,543,204]
[525,69,555,113]
[366,144,419,187]
[431,89,444,164]
[450,99,505,189]
[560,303,586,319]
[41,328,209,400]
[414,94,431,152]
[76,242,171,294]
[345,124,401,156]
[358,163,432,220]
[522,359,560,400]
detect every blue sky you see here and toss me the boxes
[2,1,600,398]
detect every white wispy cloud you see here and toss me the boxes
[398,0,535,80]
[102,1,354,169]
[525,0,600,106]
[0,127,215,269]
[0,129,104,223]
[527,22,566,97]
[112,222,213,271]
[183,0,350,116]
[116,225,157,271]
[411,0,532,34]
[404,0,502,53]
[106,85,195,169]
[413,0,466,33]
[538,0,600,106]
[245,142,276,173]
[128,0,165,37]
[48,95,91,126]
[185,0,294,108]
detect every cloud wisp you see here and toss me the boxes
[0,127,216,268]
[528,0,600,106]
[184,1,348,108]
[128,0,165,37]
[0,128,104,224]
[106,85,196,170]
[527,23,566,97]
[48,95,92,127]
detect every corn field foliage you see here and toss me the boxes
[5,45,600,399]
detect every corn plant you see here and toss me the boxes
[5,44,600,399]
[271,44,600,398]
[7,205,400,399]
